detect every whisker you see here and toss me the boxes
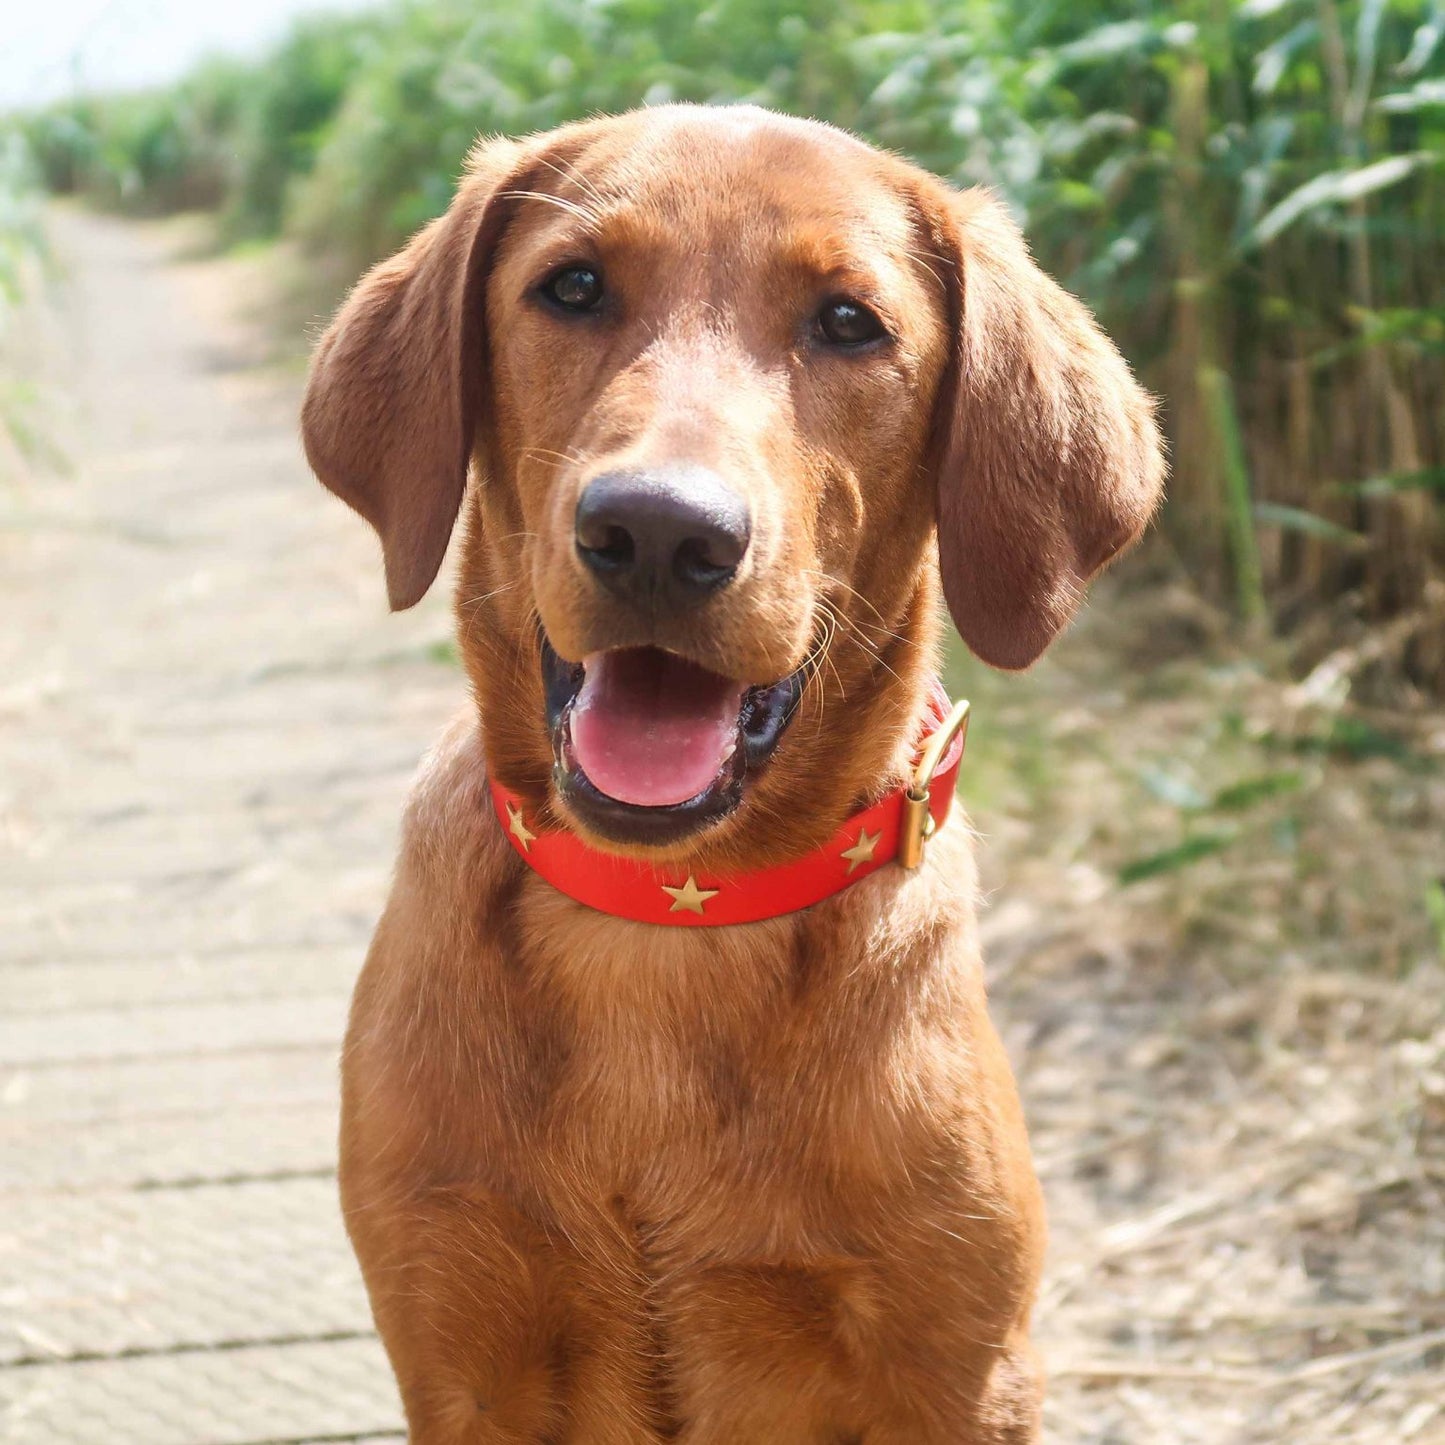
[521,446,586,470]
[534,155,610,212]
[799,604,845,743]
[836,615,911,689]
[899,244,953,290]
[498,190,598,224]
[804,567,898,634]
[459,580,518,614]
[804,578,919,693]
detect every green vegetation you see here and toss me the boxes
[943,622,1443,974]
[13,0,1445,692]
[0,129,49,477]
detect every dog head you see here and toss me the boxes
[303,106,1163,865]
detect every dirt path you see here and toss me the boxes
[2,208,1440,1445]
[0,208,456,1442]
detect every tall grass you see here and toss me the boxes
[18,0,1445,691]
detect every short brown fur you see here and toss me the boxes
[303,105,1164,1443]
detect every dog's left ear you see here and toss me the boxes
[301,137,523,610]
[926,187,1166,670]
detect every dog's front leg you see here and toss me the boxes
[341,1178,672,1445]
[659,1264,1041,1445]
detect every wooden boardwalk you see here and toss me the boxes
[0,209,461,1443]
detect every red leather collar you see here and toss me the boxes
[489,683,968,927]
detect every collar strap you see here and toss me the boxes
[490,684,970,927]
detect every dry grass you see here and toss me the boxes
[949,584,1445,1443]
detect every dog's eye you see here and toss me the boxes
[817,298,888,347]
[541,266,604,313]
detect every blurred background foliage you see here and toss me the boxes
[0,129,51,476]
[5,0,1445,698]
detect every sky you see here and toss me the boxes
[0,0,370,111]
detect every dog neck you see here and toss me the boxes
[487,682,969,927]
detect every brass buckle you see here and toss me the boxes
[899,698,971,870]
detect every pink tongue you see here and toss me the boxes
[570,649,745,807]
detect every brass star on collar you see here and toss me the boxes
[660,874,719,915]
[840,826,881,874]
[506,801,536,852]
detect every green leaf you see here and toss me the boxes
[1349,0,1388,125]
[1253,502,1366,547]
[1316,717,1414,764]
[1399,5,1445,76]
[1051,21,1158,69]
[1199,367,1265,623]
[1426,881,1445,958]
[1253,20,1320,96]
[1335,468,1445,497]
[1212,771,1304,811]
[1375,80,1445,113]
[1119,832,1236,885]
[1240,0,1307,17]
[1242,153,1439,251]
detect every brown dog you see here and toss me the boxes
[303,105,1163,1444]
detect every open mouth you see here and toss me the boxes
[542,636,803,844]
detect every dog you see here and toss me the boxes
[302,104,1163,1444]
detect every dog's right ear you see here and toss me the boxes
[301,137,523,610]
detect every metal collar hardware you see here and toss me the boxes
[899,698,970,869]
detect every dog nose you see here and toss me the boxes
[575,466,751,608]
